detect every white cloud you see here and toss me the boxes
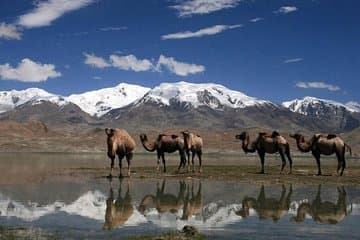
[0,22,22,40]
[99,26,127,31]
[161,24,242,40]
[275,6,298,14]
[171,0,242,17]
[296,81,340,91]
[157,55,205,76]
[110,54,155,72]
[93,76,102,80]
[17,0,95,28]
[83,53,110,68]
[283,58,303,63]
[249,17,263,23]
[0,58,61,82]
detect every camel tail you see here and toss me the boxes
[345,143,352,156]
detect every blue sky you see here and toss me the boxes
[0,0,359,104]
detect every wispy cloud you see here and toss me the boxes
[0,22,22,40]
[157,55,205,76]
[275,6,298,14]
[93,76,102,80]
[162,24,242,40]
[249,17,263,23]
[296,81,340,91]
[83,53,110,68]
[99,26,127,31]
[0,58,61,82]
[171,0,242,17]
[110,54,155,72]
[17,0,95,28]
[283,58,303,64]
[84,53,205,76]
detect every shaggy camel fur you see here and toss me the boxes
[139,133,187,173]
[105,128,136,178]
[138,180,186,214]
[290,133,352,176]
[236,131,293,174]
[293,185,350,224]
[103,179,133,230]
[181,131,203,173]
[236,185,293,222]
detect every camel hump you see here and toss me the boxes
[271,131,280,138]
[171,134,178,139]
[327,134,337,139]
[259,132,268,136]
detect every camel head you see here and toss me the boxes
[181,130,190,137]
[291,203,311,223]
[235,131,248,141]
[105,128,115,136]
[139,133,148,142]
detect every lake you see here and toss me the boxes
[0,153,359,239]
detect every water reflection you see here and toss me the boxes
[103,179,134,230]
[236,185,293,222]
[292,185,351,224]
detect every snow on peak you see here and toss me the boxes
[345,101,360,112]
[0,88,67,113]
[282,96,359,115]
[141,81,271,109]
[67,83,150,117]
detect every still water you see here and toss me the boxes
[0,154,359,239]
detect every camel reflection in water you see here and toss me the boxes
[293,185,351,224]
[103,179,134,230]
[236,185,293,222]
[139,179,202,220]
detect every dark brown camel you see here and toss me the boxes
[138,180,186,214]
[236,184,293,222]
[290,133,352,176]
[292,185,351,224]
[139,133,187,173]
[236,131,293,174]
[181,131,203,173]
[103,179,133,230]
[105,128,136,178]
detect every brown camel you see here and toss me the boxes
[292,185,350,224]
[236,131,293,174]
[181,181,202,220]
[236,184,293,222]
[138,180,186,214]
[290,133,351,176]
[139,133,187,173]
[105,128,136,178]
[181,131,203,173]
[103,179,133,230]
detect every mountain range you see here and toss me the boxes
[0,81,359,132]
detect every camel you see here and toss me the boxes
[138,180,186,214]
[105,128,136,178]
[181,131,203,173]
[181,181,202,220]
[292,185,351,224]
[290,133,352,176]
[235,131,293,174]
[139,133,187,173]
[103,179,133,230]
[236,184,293,222]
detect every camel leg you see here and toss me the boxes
[178,150,186,172]
[117,153,125,178]
[340,148,346,176]
[313,151,322,176]
[285,145,293,174]
[107,152,115,178]
[126,152,133,177]
[191,151,196,173]
[279,151,286,174]
[197,150,202,173]
[162,153,167,173]
[156,151,161,171]
[187,150,191,172]
[258,151,265,174]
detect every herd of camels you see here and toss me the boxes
[105,128,352,177]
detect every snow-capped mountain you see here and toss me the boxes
[345,101,360,113]
[138,81,272,110]
[0,88,68,113]
[282,96,360,116]
[67,83,150,117]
